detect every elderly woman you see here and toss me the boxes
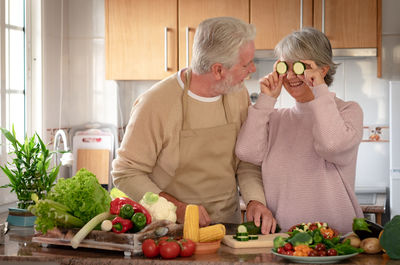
[235,27,364,234]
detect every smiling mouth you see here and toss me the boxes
[289,81,303,87]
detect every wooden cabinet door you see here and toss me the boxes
[314,0,378,48]
[105,0,178,80]
[250,0,313,50]
[178,0,249,69]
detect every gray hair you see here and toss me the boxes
[274,27,339,86]
[191,17,256,74]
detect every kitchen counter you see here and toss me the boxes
[1,213,399,265]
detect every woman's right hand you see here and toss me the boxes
[259,61,285,98]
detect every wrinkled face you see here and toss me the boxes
[214,41,256,94]
[281,60,313,102]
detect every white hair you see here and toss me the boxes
[191,17,256,74]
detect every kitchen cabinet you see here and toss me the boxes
[105,0,248,80]
[251,0,382,76]
[105,0,178,80]
[178,0,249,69]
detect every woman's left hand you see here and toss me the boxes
[297,59,326,88]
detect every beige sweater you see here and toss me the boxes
[112,72,266,210]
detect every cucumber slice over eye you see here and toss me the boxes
[276,61,288,75]
[293,61,306,75]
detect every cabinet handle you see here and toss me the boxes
[164,27,168,72]
[300,0,303,29]
[186,27,190,67]
[321,0,325,33]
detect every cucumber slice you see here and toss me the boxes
[236,232,249,237]
[249,235,259,240]
[237,224,248,233]
[276,61,288,74]
[293,61,305,75]
[235,236,249,241]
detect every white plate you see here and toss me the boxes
[271,250,359,264]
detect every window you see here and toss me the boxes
[1,0,26,152]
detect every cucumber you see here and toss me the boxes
[236,232,249,237]
[240,221,261,235]
[237,224,248,233]
[249,235,259,240]
[235,235,249,241]
[293,61,305,75]
[240,221,281,234]
[276,61,288,75]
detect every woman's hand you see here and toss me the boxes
[297,59,327,88]
[259,61,284,98]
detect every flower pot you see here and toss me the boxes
[7,207,36,227]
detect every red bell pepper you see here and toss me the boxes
[112,216,133,233]
[110,197,152,224]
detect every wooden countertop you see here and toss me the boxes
[1,220,398,265]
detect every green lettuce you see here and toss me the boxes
[29,168,111,233]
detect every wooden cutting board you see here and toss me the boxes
[222,233,288,249]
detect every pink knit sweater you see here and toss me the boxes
[235,84,364,234]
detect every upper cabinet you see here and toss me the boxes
[251,0,381,76]
[252,0,379,49]
[106,0,381,80]
[178,0,249,69]
[313,0,378,48]
[251,0,313,50]
[105,0,178,80]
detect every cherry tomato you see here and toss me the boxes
[277,247,285,254]
[318,250,327,256]
[283,243,293,251]
[179,238,196,257]
[314,243,326,251]
[327,248,338,256]
[285,250,294,256]
[159,240,181,259]
[142,239,159,258]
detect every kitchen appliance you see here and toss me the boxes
[389,81,400,218]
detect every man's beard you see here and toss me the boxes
[212,73,245,95]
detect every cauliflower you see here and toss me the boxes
[139,192,177,223]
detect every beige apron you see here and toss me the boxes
[163,69,242,224]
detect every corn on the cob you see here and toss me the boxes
[183,204,200,242]
[199,224,226,242]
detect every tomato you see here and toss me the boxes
[277,247,285,254]
[157,236,171,247]
[179,239,196,257]
[283,243,293,251]
[142,239,159,258]
[314,243,326,251]
[318,250,327,256]
[159,240,181,259]
[327,248,338,256]
[308,249,318,256]
[285,250,294,256]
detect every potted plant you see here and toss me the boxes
[0,126,60,226]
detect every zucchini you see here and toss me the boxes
[293,61,305,75]
[276,61,288,75]
[240,221,281,234]
[237,224,248,234]
[249,235,259,240]
[235,235,249,241]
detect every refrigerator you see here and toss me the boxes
[390,81,400,218]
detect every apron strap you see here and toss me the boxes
[182,69,233,130]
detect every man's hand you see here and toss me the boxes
[246,200,277,234]
[159,192,211,227]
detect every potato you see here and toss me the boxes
[360,237,382,254]
[344,235,361,248]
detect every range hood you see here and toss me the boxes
[255,48,377,60]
